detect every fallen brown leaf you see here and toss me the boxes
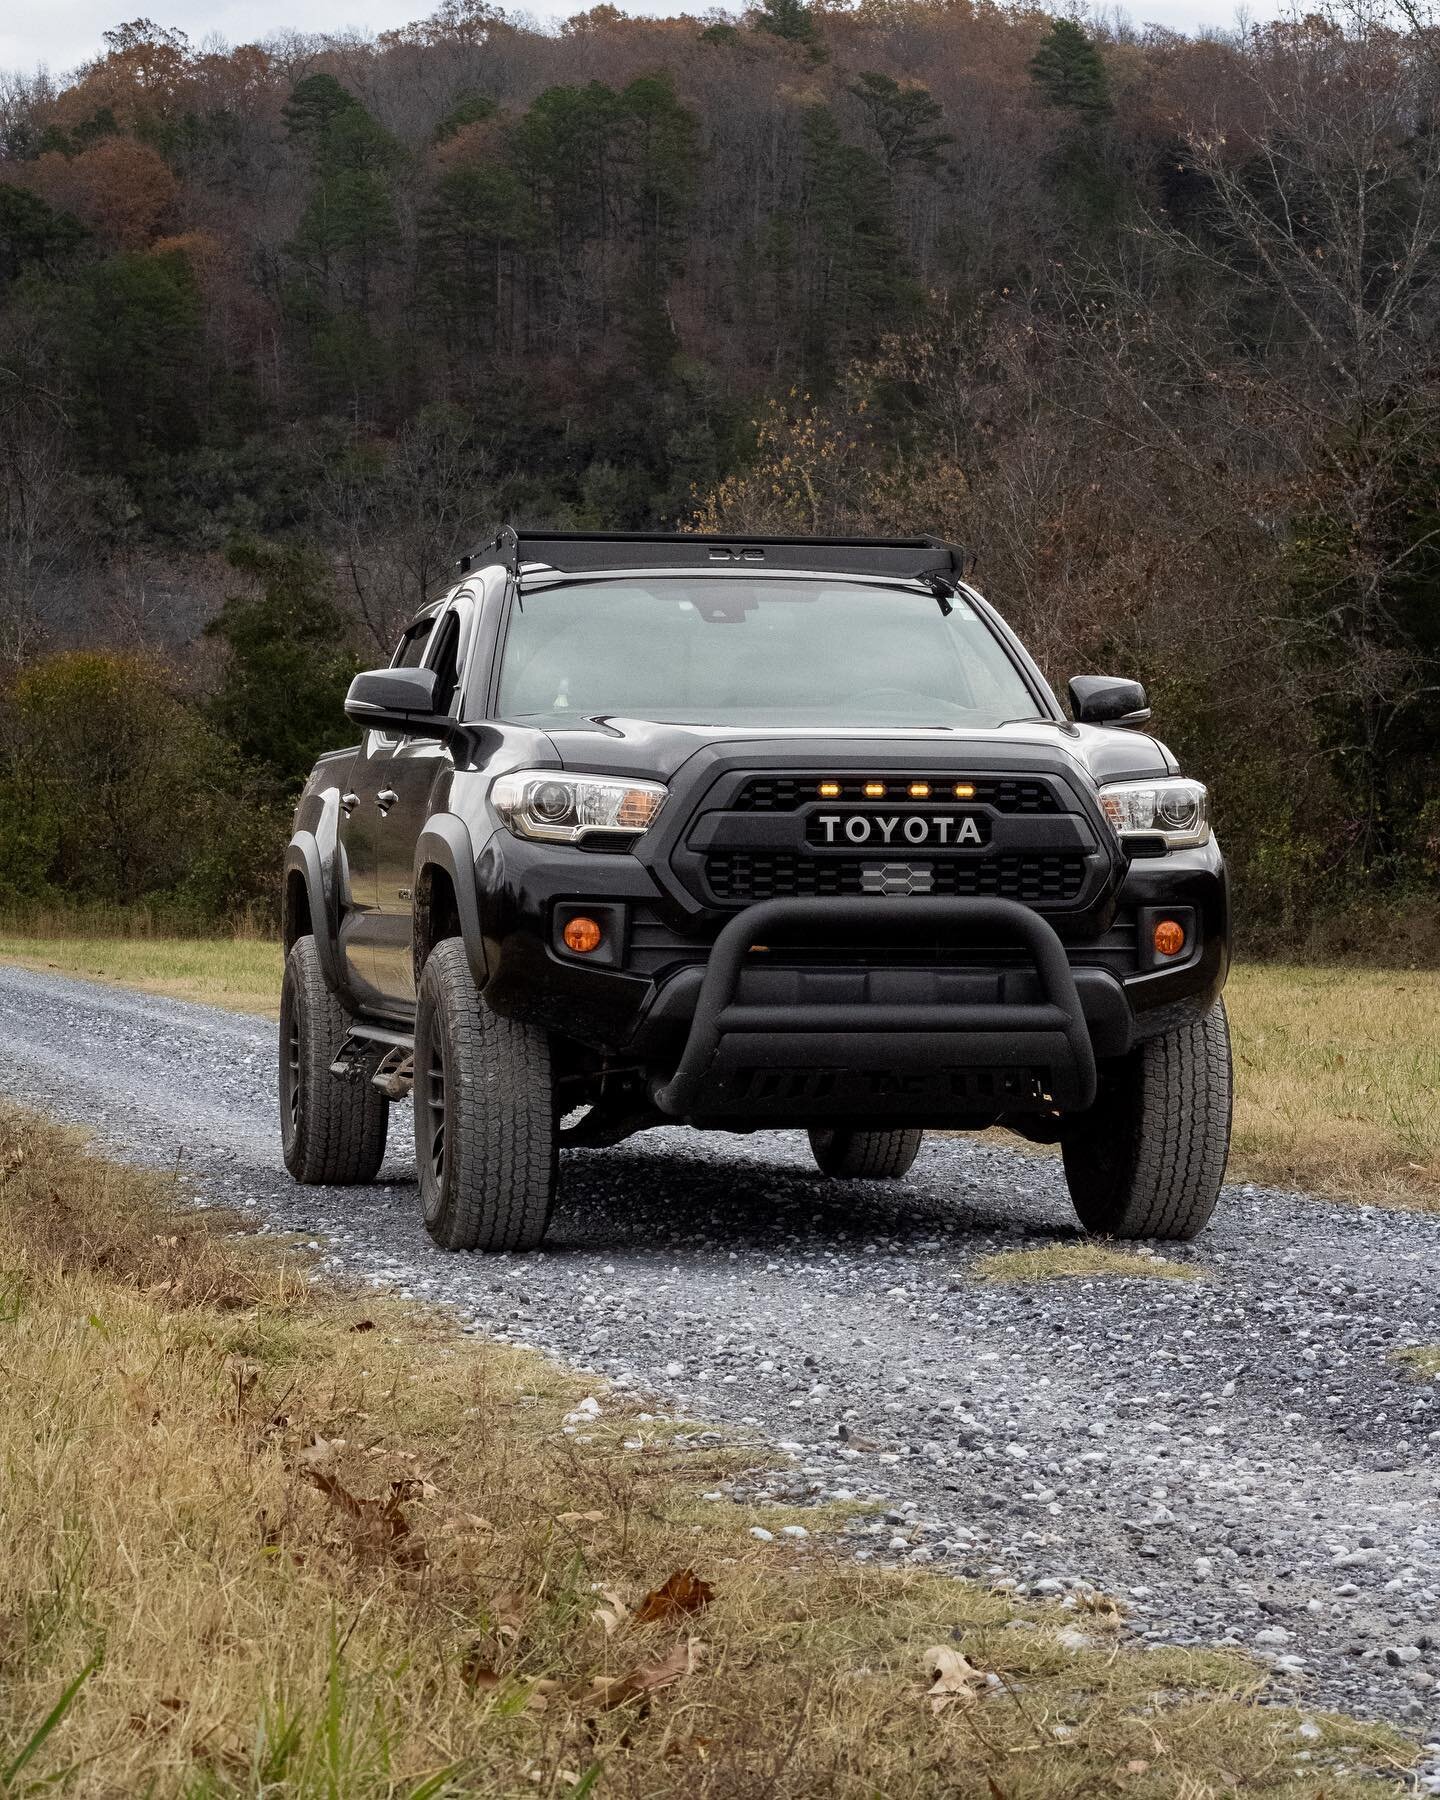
[492,1589,528,1642]
[924,1644,987,1712]
[556,1510,606,1525]
[593,1585,632,1636]
[632,1568,715,1626]
[590,1638,705,1709]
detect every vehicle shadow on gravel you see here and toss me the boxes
[547,1134,1089,1252]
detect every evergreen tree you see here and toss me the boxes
[849,73,951,174]
[1028,19,1112,122]
[753,0,818,47]
[206,539,358,791]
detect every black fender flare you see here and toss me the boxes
[284,832,343,994]
[415,815,488,991]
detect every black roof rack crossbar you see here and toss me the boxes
[456,528,970,582]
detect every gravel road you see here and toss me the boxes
[3,964,1438,1766]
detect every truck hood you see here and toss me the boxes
[539,715,1177,788]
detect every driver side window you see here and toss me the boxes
[392,618,433,669]
[426,609,463,715]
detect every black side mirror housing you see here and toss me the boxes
[1067,674,1152,728]
[344,665,448,737]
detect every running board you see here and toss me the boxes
[331,1021,416,1099]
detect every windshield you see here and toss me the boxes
[496,577,1042,728]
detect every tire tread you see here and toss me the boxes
[416,941,556,1252]
[281,936,388,1186]
[808,1126,924,1180]
[1062,1000,1231,1241]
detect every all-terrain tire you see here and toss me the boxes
[1061,999,1232,1241]
[279,935,389,1185]
[414,939,558,1252]
[808,1126,924,1179]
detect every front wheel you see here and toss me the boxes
[414,940,558,1252]
[1061,1000,1232,1241]
[808,1126,924,1179]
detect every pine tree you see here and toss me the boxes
[1028,19,1112,123]
[849,73,951,174]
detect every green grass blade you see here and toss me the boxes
[2,1656,99,1787]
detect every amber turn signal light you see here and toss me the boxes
[1152,918,1186,957]
[562,916,603,954]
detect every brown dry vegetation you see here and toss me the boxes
[970,1244,1200,1283]
[1224,968,1440,1213]
[0,1107,1418,1797]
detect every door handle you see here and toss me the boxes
[376,788,399,812]
[341,791,358,815]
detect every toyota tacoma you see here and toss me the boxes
[280,530,1231,1251]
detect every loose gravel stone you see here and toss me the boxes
[3,963,1439,1769]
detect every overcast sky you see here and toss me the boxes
[3,0,1286,80]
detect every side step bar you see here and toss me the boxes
[331,1020,416,1100]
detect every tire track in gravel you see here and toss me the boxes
[2,964,1438,1759]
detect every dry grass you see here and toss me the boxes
[1392,1346,1440,1381]
[1226,964,1440,1211]
[971,1243,1200,1283]
[0,1110,1416,1799]
[0,933,283,1017]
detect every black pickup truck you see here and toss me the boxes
[281,529,1231,1252]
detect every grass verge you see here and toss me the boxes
[1225,964,1440,1212]
[0,1108,1416,1798]
[0,932,282,1017]
[971,1244,1200,1283]
[1392,1346,1440,1381]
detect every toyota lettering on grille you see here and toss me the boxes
[807,811,990,848]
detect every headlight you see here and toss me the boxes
[490,769,668,844]
[1096,778,1210,849]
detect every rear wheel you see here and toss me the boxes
[808,1126,924,1180]
[1061,1000,1232,1241]
[279,935,388,1185]
[414,940,558,1252]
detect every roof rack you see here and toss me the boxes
[456,527,970,582]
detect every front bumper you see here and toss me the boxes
[475,830,1229,1123]
[649,896,1097,1121]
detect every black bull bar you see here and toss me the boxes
[649,896,1098,1121]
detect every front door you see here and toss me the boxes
[335,731,390,1009]
[371,600,470,1010]
[341,612,438,1012]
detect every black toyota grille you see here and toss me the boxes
[733,775,1060,813]
[704,852,1088,904]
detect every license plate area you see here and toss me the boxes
[804,809,991,850]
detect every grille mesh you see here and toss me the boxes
[704,852,1087,905]
[733,775,1060,813]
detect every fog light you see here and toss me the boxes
[1153,918,1186,957]
[563,916,603,954]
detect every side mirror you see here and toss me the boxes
[344,665,448,737]
[1067,674,1152,728]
